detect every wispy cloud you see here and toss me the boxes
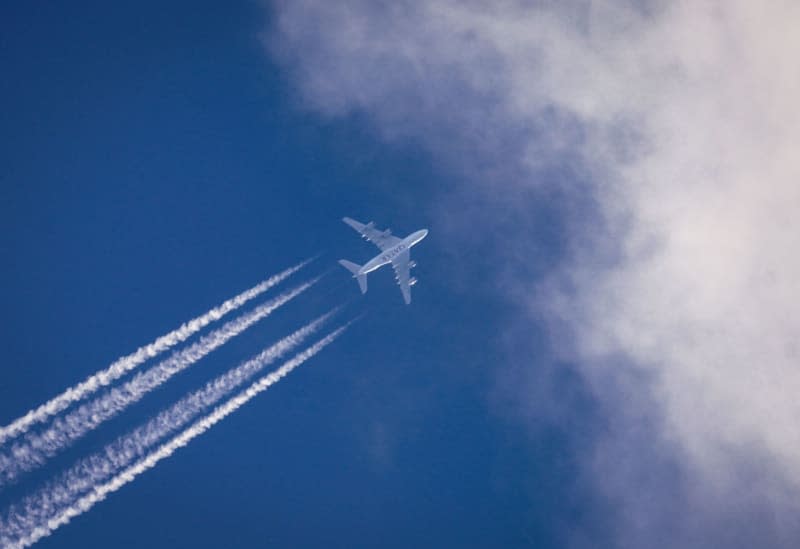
[268,1,800,545]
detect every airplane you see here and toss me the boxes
[338,217,428,304]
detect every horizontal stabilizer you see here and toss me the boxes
[338,259,368,294]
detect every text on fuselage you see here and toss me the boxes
[382,243,406,262]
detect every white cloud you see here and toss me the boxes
[268,0,800,544]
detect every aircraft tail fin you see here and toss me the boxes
[338,260,368,294]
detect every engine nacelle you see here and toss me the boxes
[409,277,418,286]
[408,260,417,269]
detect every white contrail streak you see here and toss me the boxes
[0,260,309,447]
[0,314,339,545]
[0,326,348,549]
[0,279,318,485]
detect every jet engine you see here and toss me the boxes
[408,260,417,269]
[409,277,418,286]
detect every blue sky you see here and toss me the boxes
[0,2,589,548]
[4,2,800,548]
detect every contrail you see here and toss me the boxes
[0,326,348,549]
[0,260,309,447]
[0,314,339,545]
[0,279,318,485]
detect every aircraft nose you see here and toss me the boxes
[421,229,429,238]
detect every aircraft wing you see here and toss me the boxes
[343,217,402,251]
[391,250,413,305]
